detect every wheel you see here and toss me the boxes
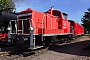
[15,36,24,48]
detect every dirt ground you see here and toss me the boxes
[0,36,90,60]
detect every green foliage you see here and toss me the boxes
[0,0,15,12]
[81,8,90,33]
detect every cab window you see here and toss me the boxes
[62,13,67,20]
[53,11,60,17]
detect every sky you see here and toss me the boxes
[14,0,90,24]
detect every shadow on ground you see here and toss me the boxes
[48,40,90,57]
[0,44,47,57]
[9,48,35,57]
[0,45,35,57]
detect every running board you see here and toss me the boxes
[29,46,44,50]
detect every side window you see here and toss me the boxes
[62,13,67,20]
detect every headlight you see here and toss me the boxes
[7,27,11,30]
[28,27,34,31]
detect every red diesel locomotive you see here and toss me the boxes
[0,7,84,49]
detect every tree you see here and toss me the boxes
[0,0,15,13]
[81,8,90,34]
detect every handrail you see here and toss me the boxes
[42,14,46,42]
[30,19,36,47]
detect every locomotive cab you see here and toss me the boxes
[46,7,61,17]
